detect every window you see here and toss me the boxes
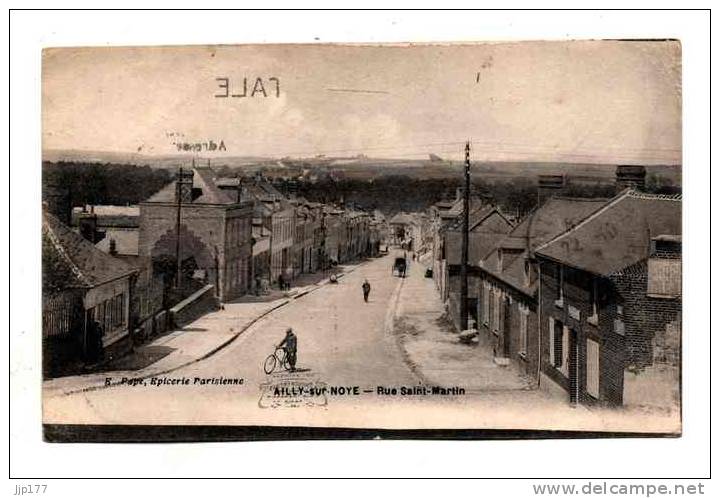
[555,266,564,307]
[518,304,528,356]
[560,326,570,376]
[550,319,563,369]
[493,289,501,331]
[482,282,490,325]
[104,300,112,332]
[586,338,600,398]
[553,320,565,368]
[588,278,599,326]
[549,317,555,366]
[524,259,531,287]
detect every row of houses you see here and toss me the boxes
[42,166,388,376]
[430,166,681,409]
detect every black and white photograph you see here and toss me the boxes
[40,40,683,434]
[7,7,712,485]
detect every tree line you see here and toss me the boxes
[42,161,173,207]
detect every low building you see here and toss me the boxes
[42,211,137,376]
[476,197,609,376]
[534,189,681,407]
[441,204,514,330]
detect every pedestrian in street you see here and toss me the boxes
[362,279,371,303]
[278,327,297,371]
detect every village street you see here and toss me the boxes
[43,253,680,433]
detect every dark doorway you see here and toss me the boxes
[502,296,512,358]
[568,328,579,404]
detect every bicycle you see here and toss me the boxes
[263,346,292,374]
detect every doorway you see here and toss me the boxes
[568,328,579,404]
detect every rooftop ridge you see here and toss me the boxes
[627,191,682,201]
[42,214,91,287]
[534,189,634,253]
[534,189,681,256]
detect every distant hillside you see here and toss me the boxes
[42,149,681,185]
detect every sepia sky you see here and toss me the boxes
[42,41,681,164]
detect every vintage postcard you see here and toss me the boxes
[41,41,682,439]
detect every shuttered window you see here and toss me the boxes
[549,317,556,366]
[519,305,528,356]
[586,338,600,398]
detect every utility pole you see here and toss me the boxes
[460,141,471,331]
[175,166,183,289]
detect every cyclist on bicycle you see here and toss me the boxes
[277,328,297,371]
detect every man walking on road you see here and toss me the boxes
[278,328,297,371]
[362,279,371,303]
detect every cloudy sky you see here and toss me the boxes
[42,41,681,164]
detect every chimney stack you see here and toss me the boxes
[537,174,565,205]
[616,165,646,194]
[108,238,117,256]
[175,167,195,204]
[78,211,98,243]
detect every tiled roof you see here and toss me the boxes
[193,168,236,204]
[43,212,136,288]
[480,197,610,295]
[95,229,140,256]
[535,190,682,276]
[444,207,513,266]
[144,168,236,205]
[447,204,512,232]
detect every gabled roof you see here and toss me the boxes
[193,168,236,204]
[482,197,610,261]
[480,197,610,295]
[447,204,512,232]
[43,212,136,289]
[535,190,682,276]
[95,229,140,257]
[444,206,514,266]
[144,168,236,205]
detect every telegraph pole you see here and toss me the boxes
[460,141,471,331]
[175,166,183,289]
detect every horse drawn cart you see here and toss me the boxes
[392,256,407,277]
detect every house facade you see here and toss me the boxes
[42,212,137,376]
[139,167,254,302]
[475,197,609,377]
[534,189,681,407]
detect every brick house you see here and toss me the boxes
[139,167,254,302]
[476,197,609,377]
[534,190,681,407]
